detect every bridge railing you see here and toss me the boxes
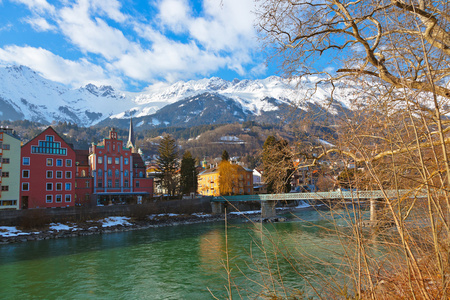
[212,189,426,202]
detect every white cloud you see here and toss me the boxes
[3,0,265,89]
[158,0,191,33]
[0,45,123,88]
[11,0,55,14]
[57,2,130,60]
[0,23,13,32]
[90,0,127,23]
[25,16,56,32]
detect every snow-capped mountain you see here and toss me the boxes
[0,65,356,128]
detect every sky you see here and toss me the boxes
[0,0,274,91]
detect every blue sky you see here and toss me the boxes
[0,0,275,91]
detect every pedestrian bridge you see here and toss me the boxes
[211,189,426,219]
[212,189,422,202]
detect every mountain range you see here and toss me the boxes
[0,65,357,129]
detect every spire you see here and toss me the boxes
[127,118,135,151]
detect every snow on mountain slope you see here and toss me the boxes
[0,66,135,126]
[0,65,354,127]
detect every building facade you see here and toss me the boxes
[0,128,21,210]
[20,127,76,208]
[87,128,152,205]
[198,164,253,196]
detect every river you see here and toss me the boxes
[0,207,368,299]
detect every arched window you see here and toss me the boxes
[108,169,112,177]
[115,169,119,177]
[124,170,128,177]
[98,169,102,177]
[81,170,86,177]
[139,171,143,178]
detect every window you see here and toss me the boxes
[46,195,53,203]
[65,183,71,191]
[108,169,112,177]
[124,180,129,188]
[1,186,8,191]
[66,159,72,167]
[65,194,71,202]
[2,158,10,164]
[46,183,53,191]
[65,171,72,179]
[115,169,119,177]
[2,144,10,150]
[98,156,103,164]
[22,183,29,191]
[21,170,28,178]
[46,158,53,166]
[81,170,86,177]
[98,169,102,177]
[56,171,62,179]
[32,136,67,155]
[55,195,62,203]
[124,158,129,165]
[135,180,140,188]
[107,157,112,164]
[2,171,10,178]
[22,157,30,165]
[107,180,112,188]
[46,171,53,178]
[124,170,128,177]
[85,181,90,188]
[115,157,119,164]
[98,180,103,188]
[56,183,62,191]
[139,171,143,178]
[56,159,63,166]
[115,179,119,188]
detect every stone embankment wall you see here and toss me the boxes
[0,197,213,226]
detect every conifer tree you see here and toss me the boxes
[180,151,197,195]
[221,150,230,161]
[157,134,178,196]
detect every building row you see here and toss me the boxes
[0,122,153,210]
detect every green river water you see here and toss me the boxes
[0,208,368,299]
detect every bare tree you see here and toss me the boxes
[249,0,450,298]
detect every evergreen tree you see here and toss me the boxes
[157,135,178,196]
[180,151,197,195]
[221,150,230,161]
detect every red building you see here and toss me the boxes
[20,127,76,208]
[85,127,153,205]
[74,149,93,206]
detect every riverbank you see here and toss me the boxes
[0,213,226,245]
[0,206,302,245]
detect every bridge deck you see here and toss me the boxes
[212,189,424,202]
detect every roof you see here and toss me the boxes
[199,167,219,176]
[132,153,146,168]
[75,149,90,165]
[22,126,74,149]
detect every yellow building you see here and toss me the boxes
[0,128,21,210]
[198,164,253,196]
[198,167,220,196]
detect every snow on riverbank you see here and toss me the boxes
[101,217,132,227]
[0,226,32,237]
[49,223,75,231]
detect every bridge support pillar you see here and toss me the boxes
[261,201,276,218]
[370,199,379,222]
[211,202,224,215]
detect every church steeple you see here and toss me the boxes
[126,118,135,152]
